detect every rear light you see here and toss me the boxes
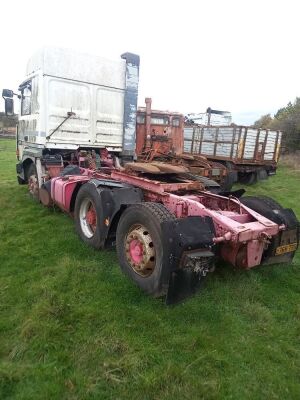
[16,149,19,157]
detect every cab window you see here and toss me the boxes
[151,115,169,125]
[172,117,180,127]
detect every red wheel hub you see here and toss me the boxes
[125,225,156,277]
[28,175,39,198]
[86,205,96,230]
[129,239,144,264]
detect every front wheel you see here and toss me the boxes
[17,176,26,185]
[27,163,39,200]
[116,203,175,297]
[74,183,104,249]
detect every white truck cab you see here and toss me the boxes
[2,47,139,186]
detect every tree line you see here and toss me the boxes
[253,98,300,151]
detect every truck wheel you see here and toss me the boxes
[250,196,282,211]
[257,169,268,181]
[220,161,237,191]
[116,203,175,297]
[239,172,256,185]
[74,183,104,249]
[220,172,235,191]
[240,196,299,264]
[27,163,39,200]
[240,196,283,224]
[17,176,26,185]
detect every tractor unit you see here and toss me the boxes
[2,47,299,303]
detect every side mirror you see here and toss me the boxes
[2,89,14,98]
[4,98,14,116]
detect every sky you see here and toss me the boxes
[1,0,299,125]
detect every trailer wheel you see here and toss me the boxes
[257,169,268,181]
[219,161,237,191]
[74,184,104,249]
[27,163,39,200]
[116,203,175,297]
[220,172,235,191]
[239,172,256,185]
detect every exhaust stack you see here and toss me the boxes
[145,97,152,150]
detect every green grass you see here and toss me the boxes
[0,139,299,400]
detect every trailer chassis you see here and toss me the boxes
[44,165,299,303]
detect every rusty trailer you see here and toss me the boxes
[136,99,230,190]
[184,125,282,184]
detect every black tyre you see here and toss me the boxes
[116,203,175,297]
[241,195,299,230]
[257,169,268,181]
[220,172,235,191]
[182,172,221,193]
[74,183,104,249]
[17,176,25,185]
[239,172,257,185]
[249,196,282,211]
[240,196,299,264]
[27,163,39,200]
[240,196,284,225]
[219,161,238,191]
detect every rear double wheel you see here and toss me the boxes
[116,203,175,297]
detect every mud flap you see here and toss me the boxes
[161,216,215,304]
[166,269,203,305]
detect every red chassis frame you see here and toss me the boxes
[50,167,284,269]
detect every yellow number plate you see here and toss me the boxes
[275,243,298,256]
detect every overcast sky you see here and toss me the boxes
[1,0,299,124]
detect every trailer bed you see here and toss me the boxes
[184,125,282,165]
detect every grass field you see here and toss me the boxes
[0,139,299,400]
